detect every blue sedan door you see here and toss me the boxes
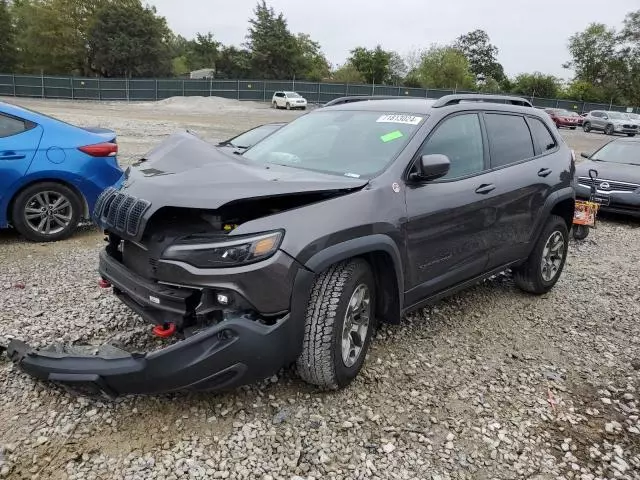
[0,112,44,202]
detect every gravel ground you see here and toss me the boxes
[1,97,639,480]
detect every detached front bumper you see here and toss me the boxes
[6,312,296,399]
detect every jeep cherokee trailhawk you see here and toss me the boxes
[7,94,576,398]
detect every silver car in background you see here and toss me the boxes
[582,110,638,137]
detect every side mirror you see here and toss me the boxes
[412,154,451,181]
[580,152,590,159]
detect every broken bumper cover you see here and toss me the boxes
[6,313,297,398]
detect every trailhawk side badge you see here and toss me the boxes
[392,182,401,193]
[149,295,160,304]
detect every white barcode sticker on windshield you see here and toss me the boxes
[376,114,423,125]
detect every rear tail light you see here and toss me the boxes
[79,142,118,157]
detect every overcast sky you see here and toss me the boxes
[148,0,637,80]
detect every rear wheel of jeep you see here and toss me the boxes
[296,259,375,389]
[513,215,569,295]
[583,122,591,132]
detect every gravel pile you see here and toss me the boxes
[1,218,639,480]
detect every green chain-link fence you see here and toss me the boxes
[1,73,638,114]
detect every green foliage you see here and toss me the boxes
[454,29,505,82]
[0,0,16,72]
[246,1,301,79]
[387,52,407,85]
[417,46,475,89]
[216,46,252,79]
[186,33,220,70]
[512,72,561,98]
[331,63,363,83]
[88,1,173,77]
[295,33,330,81]
[348,46,391,84]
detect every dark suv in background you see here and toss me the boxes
[8,94,576,398]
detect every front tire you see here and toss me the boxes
[11,182,82,242]
[605,124,614,135]
[513,215,569,295]
[286,102,291,110]
[583,122,591,132]
[296,259,376,389]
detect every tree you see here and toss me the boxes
[185,33,220,70]
[216,46,252,79]
[88,1,173,77]
[512,72,561,98]
[0,0,16,72]
[565,23,619,87]
[621,9,640,43]
[417,46,475,89]
[561,79,607,102]
[348,45,391,84]
[246,1,301,79]
[454,29,505,82]
[387,52,407,85]
[331,62,363,83]
[295,33,330,81]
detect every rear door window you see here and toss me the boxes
[0,113,28,138]
[485,113,535,168]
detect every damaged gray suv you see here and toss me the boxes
[7,94,576,398]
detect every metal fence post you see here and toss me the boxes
[41,71,44,98]
[182,79,185,97]
[237,79,240,100]
[98,77,101,101]
[70,76,74,100]
[345,83,349,96]
[155,79,158,100]
[126,78,130,102]
[12,73,15,97]
[263,81,266,102]
[317,82,320,105]
[397,86,401,97]
[210,77,213,97]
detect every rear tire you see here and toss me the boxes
[570,126,576,130]
[513,215,569,295]
[605,124,614,135]
[627,133,636,137]
[11,182,82,242]
[572,225,589,240]
[272,101,277,109]
[296,259,376,390]
[583,122,591,132]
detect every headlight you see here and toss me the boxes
[162,231,283,268]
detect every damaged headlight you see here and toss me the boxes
[162,230,283,268]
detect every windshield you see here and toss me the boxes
[285,92,302,98]
[243,110,425,177]
[628,113,640,120]
[608,111,623,120]
[225,124,282,149]
[566,111,580,117]
[591,141,640,166]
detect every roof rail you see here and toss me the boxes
[432,94,533,108]
[322,95,419,107]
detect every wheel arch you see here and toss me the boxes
[303,234,404,324]
[6,178,88,225]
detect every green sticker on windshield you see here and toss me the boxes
[380,130,404,143]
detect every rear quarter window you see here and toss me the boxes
[0,113,29,138]
[527,117,557,153]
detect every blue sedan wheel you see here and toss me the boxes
[11,182,82,242]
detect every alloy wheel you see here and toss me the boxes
[23,191,73,236]
[540,230,565,282]
[341,283,371,367]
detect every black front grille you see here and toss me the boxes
[93,187,151,237]
[578,177,640,192]
[622,124,637,129]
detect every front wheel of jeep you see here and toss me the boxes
[296,259,376,389]
[513,215,569,295]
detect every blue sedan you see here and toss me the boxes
[0,101,123,241]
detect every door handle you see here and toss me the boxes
[538,168,552,177]
[475,184,496,194]
[0,151,25,160]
